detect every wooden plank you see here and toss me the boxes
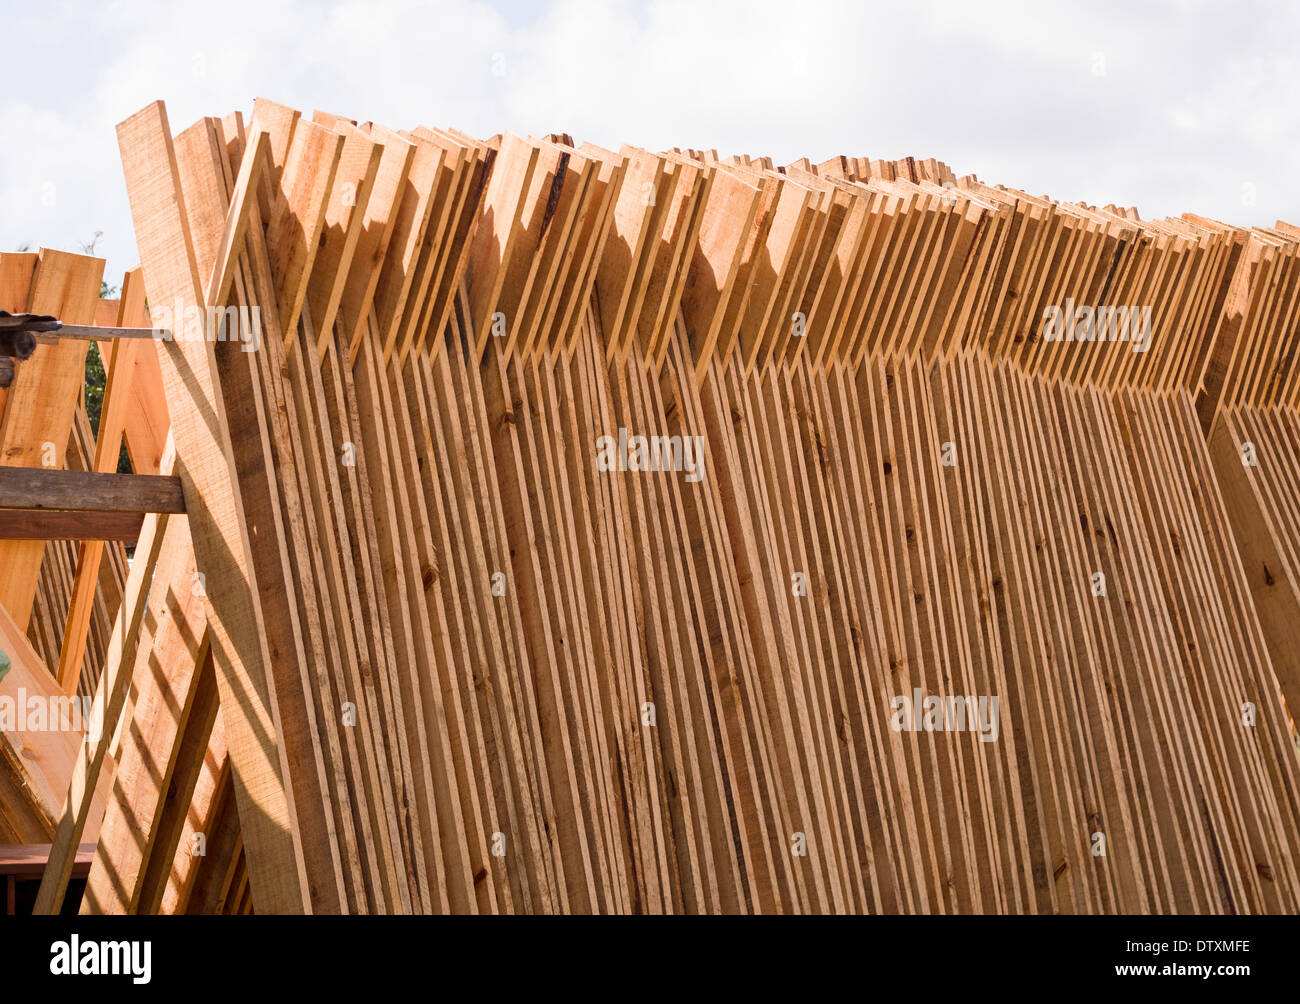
[33,480,175,914]
[0,843,95,878]
[263,120,345,346]
[375,135,444,361]
[113,268,171,475]
[0,598,89,836]
[117,100,307,914]
[0,250,104,629]
[51,313,146,696]
[81,516,209,913]
[341,125,415,364]
[0,468,184,512]
[466,133,542,359]
[306,124,383,361]
[0,511,145,540]
[187,112,355,913]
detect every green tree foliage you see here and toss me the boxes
[80,228,130,475]
[83,341,132,475]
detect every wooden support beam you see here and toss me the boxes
[0,510,145,540]
[33,324,165,343]
[118,99,309,915]
[0,468,185,513]
[111,268,172,476]
[54,281,158,695]
[0,843,95,879]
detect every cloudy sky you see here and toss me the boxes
[2,0,1297,283]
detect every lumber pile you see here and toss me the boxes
[27,409,130,701]
[2,96,1299,913]
[1200,223,1300,744]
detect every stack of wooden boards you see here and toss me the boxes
[3,96,1299,913]
[1201,222,1300,760]
[26,409,130,704]
[0,249,121,853]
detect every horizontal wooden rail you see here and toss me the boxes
[0,469,185,514]
[34,324,170,343]
[0,510,146,540]
[3,843,94,916]
[0,843,95,879]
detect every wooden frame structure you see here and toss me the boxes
[0,98,1297,914]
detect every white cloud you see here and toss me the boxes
[2,0,1296,284]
